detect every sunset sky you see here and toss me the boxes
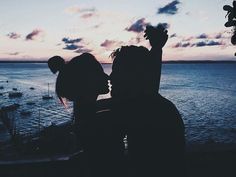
[0,0,235,62]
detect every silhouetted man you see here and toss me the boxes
[109,25,185,177]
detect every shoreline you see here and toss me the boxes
[0,60,236,64]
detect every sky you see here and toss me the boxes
[0,0,235,62]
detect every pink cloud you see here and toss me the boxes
[65,6,95,14]
[100,39,124,49]
[7,32,21,39]
[81,13,96,19]
[25,29,43,40]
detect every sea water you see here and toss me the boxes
[0,63,236,146]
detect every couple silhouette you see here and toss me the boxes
[48,25,185,177]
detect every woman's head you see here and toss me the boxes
[56,53,109,103]
[48,56,65,74]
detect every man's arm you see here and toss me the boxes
[144,25,168,92]
[149,46,163,91]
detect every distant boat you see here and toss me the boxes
[29,87,35,90]
[12,88,17,91]
[8,91,23,98]
[42,83,53,100]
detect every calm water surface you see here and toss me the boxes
[0,63,236,145]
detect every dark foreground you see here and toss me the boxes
[0,149,235,177]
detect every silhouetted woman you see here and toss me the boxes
[51,53,124,177]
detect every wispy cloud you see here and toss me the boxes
[63,44,81,50]
[25,29,43,40]
[100,40,116,48]
[172,40,224,48]
[157,0,181,15]
[81,13,96,19]
[196,33,208,39]
[75,47,92,53]
[215,33,222,39]
[7,32,21,39]
[128,34,146,45]
[62,37,83,44]
[61,36,91,53]
[172,42,191,48]
[213,31,230,39]
[65,6,97,20]
[171,31,228,48]
[8,52,20,55]
[63,44,92,53]
[195,40,224,47]
[189,31,229,41]
[125,18,150,33]
[65,6,96,14]
[100,39,124,50]
[170,33,177,38]
[185,12,190,15]
[157,22,170,29]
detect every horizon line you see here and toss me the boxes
[0,60,235,64]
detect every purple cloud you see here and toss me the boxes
[63,44,80,50]
[62,37,82,44]
[79,7,95,13]
[157,22,170,29]
[66,6,96,14]
[75,48,92,53]
[195,40,224,47]
[196,33,208,39]
[170,33,177,38]
[214,31,229,39]
[100,40,116,48]
[62,37,86,51]
[157,0,181,15]
[126,18,150,33]
[7,32,21,39]
[93,24,101,28]
[81,13,95,19]
[173,42,191,48]
[185,12,190,15]
[100,39,124,49]
[61,37,91,53]
[26,29,43,40]
[8,52,20,55]
[215,33,222,39]
[181,32,222,42]
[63,44,92,53]
[172,40,224,48]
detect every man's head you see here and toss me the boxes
[110,45,158,98]
[48,56,65,74]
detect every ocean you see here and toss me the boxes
[0,62,236,147]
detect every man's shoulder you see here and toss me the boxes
[156,94,184,126]
[142,94,175,109]
[156,94,176,108]
[152,94,182,118]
